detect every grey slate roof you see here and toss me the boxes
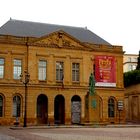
[0,19,111,45]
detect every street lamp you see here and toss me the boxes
[20,70,30,127]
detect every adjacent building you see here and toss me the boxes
[123,54,138,72]
[124,84,140,123]
[0,19,125,126]
[124,53,140,123]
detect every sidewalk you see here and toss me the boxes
[1,125,140,140]
[106,124,140,128]
[10,123,140,130]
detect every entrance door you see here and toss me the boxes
[54,95,65,124]
[37,94,48,124]
[71,95,81,124]
[132,96,139,121]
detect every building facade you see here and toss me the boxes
[123,54,138,72]
[124,53,140,123]
[0,19,125,126]
[125,84,140,123]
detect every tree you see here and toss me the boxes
[124,51,140,87]
[136,50,140,70]
[124,70,140,87]
[89,73,95,95]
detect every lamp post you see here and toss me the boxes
[20,71,30,127]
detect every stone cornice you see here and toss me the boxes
[0,34,93,51]
[0,35,35,45]
[0,34,123,54]
[84,42,123,54]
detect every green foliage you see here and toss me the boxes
[124,70,140,87]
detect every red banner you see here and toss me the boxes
[95,55,116,87]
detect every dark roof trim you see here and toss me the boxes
[0,19,111,45]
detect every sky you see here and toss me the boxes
[0,0,140,54]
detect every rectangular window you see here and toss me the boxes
[128,64,133,71]
[0,58,4,79]
[133,58,137,62]
[128,57,131,62]
[56,62,64,81]
[72,63,80,82]
[13,59,22,79]
[38,60,47,81]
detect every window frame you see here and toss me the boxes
[0,58,4,79]
[13,59,22,80]
[72,63,80,82]
[56,61,64,82]
[128,57,131,62]
[38,60,47,81]
[13,95,21,117]
[108,97,115,118]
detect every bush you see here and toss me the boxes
[124,70,140,87]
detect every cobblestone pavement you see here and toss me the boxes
[0,126,140,140]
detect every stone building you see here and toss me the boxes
[125,84,140,123]
[124,53,140,123]
[123,54,138,72]
[0,19,125,126]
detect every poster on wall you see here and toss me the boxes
[95,55,116,87]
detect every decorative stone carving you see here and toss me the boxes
[31,31,89,51]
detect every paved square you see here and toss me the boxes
[0,126,140,140]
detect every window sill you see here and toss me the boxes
[39,80,47,83]
[72,81,80,85]
[0,78,4,80]
[56,81,63,83]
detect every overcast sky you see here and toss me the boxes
[0,0,140,54]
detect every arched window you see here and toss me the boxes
[0,95,3,117]
[108,98,115,117]
[13,95,21,117]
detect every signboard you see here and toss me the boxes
[91,99,97,109]
[95,55,116,87]
[118,100,124,111]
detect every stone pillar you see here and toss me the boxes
[64,56,71,85]
[5,51,12,81]
[48,95,54,124]
[81,94,86,123]
[28,49,37,83]
[65,95,71,124]
[48,54,55,84]
[101,96,108,123]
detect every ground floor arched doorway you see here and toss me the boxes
[54,95,65,124]
[71,95,81,124]
[37,94,48,124]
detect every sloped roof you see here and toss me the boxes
[0,19,111,45]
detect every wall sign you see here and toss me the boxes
[91,99,97,109]
[95,55,116,87]
[118,100,124,110]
